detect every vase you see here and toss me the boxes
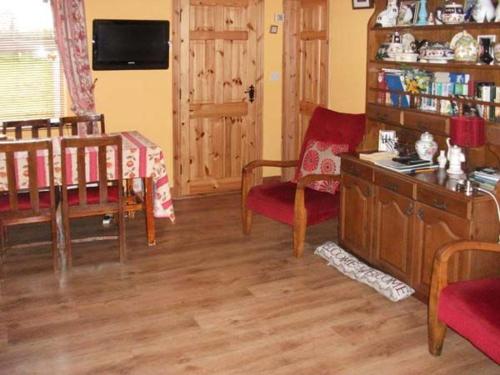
[418,0,428,25]
[479,38,494,65]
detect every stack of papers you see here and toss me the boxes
[374,159,438,174]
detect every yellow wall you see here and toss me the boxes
[83,1,373,184]
[330,3,373,113]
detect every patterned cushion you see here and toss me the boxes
[315,242,415,302]
[296,140,348,195]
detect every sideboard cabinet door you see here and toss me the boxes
[372,187,414,284]
[412,203,471,296]
[339,174,373,260]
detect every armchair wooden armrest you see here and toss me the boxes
[428,240,500,355]
[242,159,298,174]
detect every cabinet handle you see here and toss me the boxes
[417,208,424,220]
[432,199,447,211]
[384,182,399,193]
[404,202,414,216]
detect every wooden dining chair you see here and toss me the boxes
[59,114,106,136]
[0,139,58,270]
[60,135,125,266]
[2,118,63,139]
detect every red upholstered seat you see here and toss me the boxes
[247,181,340,226]
[438,278,500,363]
[0,191,52,211]
[67,186,119,206]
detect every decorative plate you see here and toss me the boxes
[450,31,478,62]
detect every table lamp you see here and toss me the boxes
[449,116,486,172]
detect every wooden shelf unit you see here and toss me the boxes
[337,0,500,302]
[363,0,500,167]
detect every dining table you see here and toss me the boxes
[0,130,175,247]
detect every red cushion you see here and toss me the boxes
[67,186,119,206]
[295,107,365,179]
[247,181,340,226]
[438,278,500,364]
[0,191,52,211]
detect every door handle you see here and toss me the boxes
[245,85,255,103]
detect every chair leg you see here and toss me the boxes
[118,209,126,263]
[63,214,72,269]
[293,217,307,257]
[428,315,447,356]
[50,218,58,272]
[242,206,253,235]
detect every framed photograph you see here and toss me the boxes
[352,0,373,9]
[397,1,420,25]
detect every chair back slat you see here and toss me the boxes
[77,147,87,206]
[98,145,108,203]
[28,149,39,212]
[2,119,55,140]
[59,114,106,136]
[61,135,122,209]
[6,151,17,210]
[0,140,54,215]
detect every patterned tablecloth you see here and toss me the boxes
[0,131,175,222]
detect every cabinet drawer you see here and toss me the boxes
[374,170,416,199]
[417,185,470,218]
[341,158,373,181]
[403,111,449,136]
[367,104,401,125]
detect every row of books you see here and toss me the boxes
[469,168,500,191]
[377,69,500,121]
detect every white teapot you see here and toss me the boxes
[446,137,466,175]
[415,132,438,161]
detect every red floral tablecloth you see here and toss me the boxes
[0,131,175,221]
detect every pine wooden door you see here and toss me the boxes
[173,0,263,196]
[282,0,329,180]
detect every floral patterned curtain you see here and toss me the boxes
[51,0,96,117]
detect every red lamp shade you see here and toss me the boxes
[450,116,486,147]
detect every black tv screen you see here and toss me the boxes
[92,19,169,70]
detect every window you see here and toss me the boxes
[0,0,65,122]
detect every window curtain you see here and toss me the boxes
[50,0,96,119]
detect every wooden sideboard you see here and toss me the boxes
[339,154,500,301]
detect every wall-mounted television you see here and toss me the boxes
[92,19,169,70]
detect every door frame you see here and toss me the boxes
[282,0,329,178]
[172,0,264,197]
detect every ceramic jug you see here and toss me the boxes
[415,132,438,161]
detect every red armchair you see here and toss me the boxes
[241,107,365,257]
[428,240,500,364]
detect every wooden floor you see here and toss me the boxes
[0,194,497,374]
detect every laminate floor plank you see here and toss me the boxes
[0,193,496,374]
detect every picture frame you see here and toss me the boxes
[352,0,373,9]
[269,24,278,34]
[397,0,420,25]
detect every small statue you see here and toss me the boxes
[472,0,496,23]
[376,0,399,27]
[427,12,435,25]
